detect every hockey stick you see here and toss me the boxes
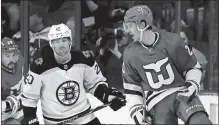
[142,89,148,123]
[140,87,152,124]
[57,102,111,125]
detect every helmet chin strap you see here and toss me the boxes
[137,25,151,42]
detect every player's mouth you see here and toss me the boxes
[59,47,66,50]
[8,62,15,69]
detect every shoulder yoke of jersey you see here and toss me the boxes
[159,30,183,53]
[30,45,95,74]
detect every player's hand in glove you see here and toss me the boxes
[130,104,152,125]
[176,80,200,102]
[94,84,126,111]
[2,95,21,120]
[21,117,39,125]
[106,88,126,111]
[5,95,21,114]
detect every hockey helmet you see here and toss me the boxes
[123,5,153,32]
[48,23,72,46]
[1,37,19,53]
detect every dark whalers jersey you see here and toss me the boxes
[1,53,24,99]
[1,53,24,121]
[122,30,199,110]
[22,45,107,124]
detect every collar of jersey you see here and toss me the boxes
[139,32,160,50]
[1,65,16,74]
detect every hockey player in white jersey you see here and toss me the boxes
[21,23,126,125]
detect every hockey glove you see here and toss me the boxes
[107,87,126,111]
[2,95,21,120]
[130,104,152,125]
[176,80,200,102]
[21,117,39,125]
[94,84,126,111]
[5,95,21,115]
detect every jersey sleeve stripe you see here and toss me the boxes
[43,106,91,122]
[21,94,38,107]
[146,86,185,110]
[88,81,107,92]
[124,89,143,97]
[22,92,40,100]
[124,82,143,93]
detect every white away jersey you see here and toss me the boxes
[22,45,107,124]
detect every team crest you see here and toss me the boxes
[35,58,43,65]
[56,81,80,106]
[137,7,143,12]
[64,65,68,70]
[82,51,91,58]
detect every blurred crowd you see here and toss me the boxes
[1,0,211,92]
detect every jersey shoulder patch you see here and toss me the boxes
[30,45,56,74]
[159,31,182,54]
[71,50,95,67]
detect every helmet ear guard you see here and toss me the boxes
[136,19,152,42]
[136,20,148,31]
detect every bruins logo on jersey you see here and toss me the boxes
[56,81,80,106]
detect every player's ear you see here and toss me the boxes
[138,20,147,30]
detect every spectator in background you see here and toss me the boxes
[180,27,207,67]
[95,8,131,92]
[180,27,207,90]
[81,5,131,92]
[1,2,19,38]
[157,2,175,31]
[82,0,112,28]
[157,2,187,33]
[1,0,20,33]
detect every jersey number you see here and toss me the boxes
[94,64,100,75]
[143,57,174,89]
[94,62,100,75]
[25,74,34,84]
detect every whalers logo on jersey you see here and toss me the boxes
[143,57,175,89]
[56,81,80,106]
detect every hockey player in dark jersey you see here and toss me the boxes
[20,23,126,125]
[122,5,212,125]
[1,37,25,124]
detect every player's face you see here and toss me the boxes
[1,52,19,70]
[51,37,71,57]
[29,13,44,32]
[180,31,188,44]
[123,22,140,41]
